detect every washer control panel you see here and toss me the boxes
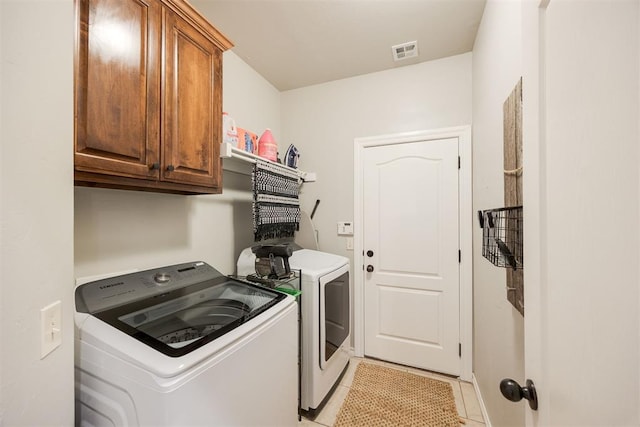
[75,261,220,314]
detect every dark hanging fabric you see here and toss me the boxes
[252,160,301,241]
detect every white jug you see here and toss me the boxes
[222,112,238,146]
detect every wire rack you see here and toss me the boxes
[478,206,523,270]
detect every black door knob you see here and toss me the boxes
[149,162,160,170]
[166,165,175,172]
[366,250,374,257]
[500,378,538,410]
[366,265,374,273]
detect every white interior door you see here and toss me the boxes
[523,2,640,425]
[363,137,460,376]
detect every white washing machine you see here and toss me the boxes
[237,247,350,412]
[74,261,298,427]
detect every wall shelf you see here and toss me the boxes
[220,142,316,182]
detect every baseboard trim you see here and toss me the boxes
[472,373,492,427]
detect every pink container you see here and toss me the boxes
[258,128,278,162]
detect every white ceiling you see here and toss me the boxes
[193,0,487,91]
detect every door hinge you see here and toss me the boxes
[458,250,461,263]
[459,343,462,357]
[458,156,461,169]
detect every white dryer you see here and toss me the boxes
[74,261,298,427]
[237,247,350,412]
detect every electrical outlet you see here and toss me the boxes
[40,300,62,359]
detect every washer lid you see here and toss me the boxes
[288,249,349,276]
[75,262,286,357]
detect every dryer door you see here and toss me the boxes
[319,265,350,369]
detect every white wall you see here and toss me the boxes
[74,50,280,279]
[281,53,472,264]
[1,1,75,425]
[471,1,524,425]
[221,51,281,138]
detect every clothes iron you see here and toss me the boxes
[284,144,300,169]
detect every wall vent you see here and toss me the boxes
[392,41,418,61]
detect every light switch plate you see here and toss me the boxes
[346,237,354,251]
[337,221,354,236]
[40,300,62,359]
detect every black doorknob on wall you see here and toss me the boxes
[500,378,538,410]
[366,265,374,273]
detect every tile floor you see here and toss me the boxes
[299,357,486,427]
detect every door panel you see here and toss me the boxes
[163,9,222,188]
[75,0,161,178]
[364,138,460,376]
[378,156,442,275]
[378,286,441,344]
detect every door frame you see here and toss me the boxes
[353,126,473,381]
[523,1,548,424]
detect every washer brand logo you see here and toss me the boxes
[99,281,124,289]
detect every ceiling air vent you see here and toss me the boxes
[392,41,419,61]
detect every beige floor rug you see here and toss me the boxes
[334,362,462,427]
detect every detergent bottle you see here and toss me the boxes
[222,112,238,146]
[258,128,278,162]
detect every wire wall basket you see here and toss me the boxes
[478,206,523,270]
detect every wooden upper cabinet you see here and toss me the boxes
[162,8,222,188]
[75,0,161,179]
[74,0,232,194]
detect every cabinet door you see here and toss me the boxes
[162,8,222,189]
[75,0,161,179]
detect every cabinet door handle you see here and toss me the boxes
[149,163,160,170]
[166,165,175,172]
